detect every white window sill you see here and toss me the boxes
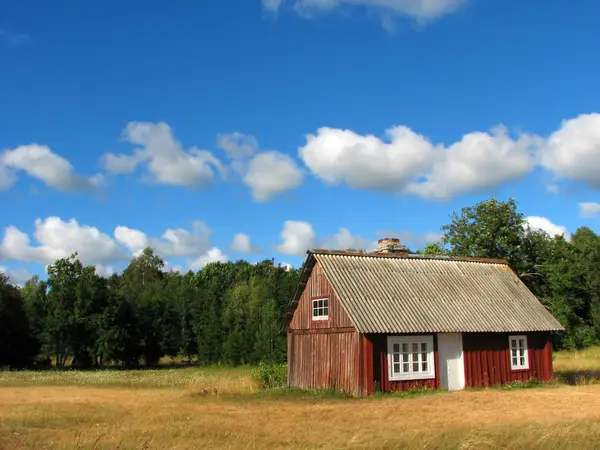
[389,373,435,381]
[312,316,329,321]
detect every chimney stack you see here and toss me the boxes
[373,237,409,254]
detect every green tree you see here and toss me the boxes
[441,196,525,266]
[0,273,39,368]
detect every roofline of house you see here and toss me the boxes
[282,250,511,333]
[307,248,510,265]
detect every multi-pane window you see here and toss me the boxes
[387,336,435,381]
[312,298,329,320]
[509,335,529,370]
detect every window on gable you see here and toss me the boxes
[387,335,435,381]
[312,298,329,320]
[509,335,529,370]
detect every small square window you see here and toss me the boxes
[312,298,329,321]
[508,335,529,370]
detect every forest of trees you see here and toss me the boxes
[1,196,600,369]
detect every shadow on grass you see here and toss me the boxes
[555,370,600,386]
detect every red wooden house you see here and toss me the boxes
[286,238,564,396]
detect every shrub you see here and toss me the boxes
[251,362,287,390]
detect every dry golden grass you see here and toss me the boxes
[1,347,600,449]
[554,346,600,385]
[3,384,600,449]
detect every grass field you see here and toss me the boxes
[1,349,600,449]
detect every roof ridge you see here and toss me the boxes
[308,248,509,265]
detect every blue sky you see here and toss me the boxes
[1,0,600,283]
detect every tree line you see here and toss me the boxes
[1,196,599,369]
[0,249,299,369]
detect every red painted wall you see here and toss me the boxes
[287,330,362,395]
[288,261,354,330]
[462,332,553,387]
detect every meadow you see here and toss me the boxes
[1,349,600,449]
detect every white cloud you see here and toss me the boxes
[263,0,284,13]
[0,217,126,265]
[264,0,468,23]
[231,233,260,254]
[115,221,214,259]
[1,217,229,275]
[95,264,116,278]
[279,262,294,271]
[218,132,304,201]
[321,227,374,251]
[102,122,224,187]
[244,152,304,201]
[299,125,540,199]
[0,144,103,192]
[579,202,600,219]
[190,248,228,270]
[276,221,316,255]
[540,114,600,188]
[114,226,149,256]
[406,126,540,199]
[299,126,435,192]
[525,216,570,240]
[217,132,259,159]
[0,266,34,285]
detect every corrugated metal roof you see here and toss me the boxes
[311,252,564,333]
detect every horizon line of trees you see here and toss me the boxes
[1,196,600,369]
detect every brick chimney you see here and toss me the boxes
[373,237,409,254]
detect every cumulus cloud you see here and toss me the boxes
[115,221,229,271]
[405,126,540,199]
[299,126,435,192]
[102,122,224,187]
[525,216,570,240]
[190,248,228,270]
[218,132,303,201]
[299,125,539,200]
[231,233,260,254]
[540,114,600,188]
[217,132,259,159]
[0,144,103,192]
[263,0,468,23]
[0,217,228,274]
[113,226,149,256]
[115,221,214,259]
[0,217,126,265]
[275,221,377,255]
[0,266,34,285]
[321,227,374,251]
[276,221,316,255]
[579,202,600,219]
[298,112,600,199]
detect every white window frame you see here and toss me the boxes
[387,335,435,381]
[509,335,529,370]
[311,297,329,321]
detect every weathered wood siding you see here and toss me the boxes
[370,334,439,392]
[289,261,353,330]
[463,332,553,387]
[287,330,361,395]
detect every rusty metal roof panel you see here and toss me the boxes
[313,253,564,333]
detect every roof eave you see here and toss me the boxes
[282,250,317,332]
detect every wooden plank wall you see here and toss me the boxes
[370,334,439,392]
[289,261,353,330]
[462,332,553,387]
[288,331,361,395]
